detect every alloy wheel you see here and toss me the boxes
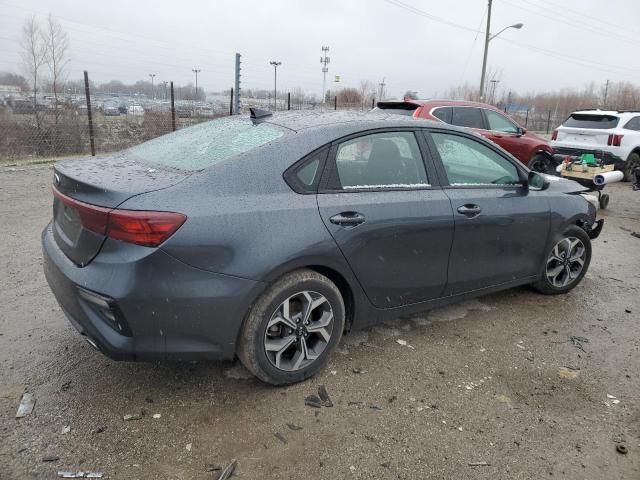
[545,237,586,288]
[263,291,334,371]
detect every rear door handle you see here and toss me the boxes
[330,212,365,227]
[457,204,482,217]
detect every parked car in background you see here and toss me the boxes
[375,99,556,173]
[127,105,144,116]
[176,105,193,118]
[42,111,602,385]
[103,104,120,116]
[551,110,640,181]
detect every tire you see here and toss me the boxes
[599,193,610,210]
[237,269,345,385]
[532,225,592,295]
[623,152,640,182]
[529,153,554,174]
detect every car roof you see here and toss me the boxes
[260,110,424,132]
[377,98,508,113]
[569,109,640,117]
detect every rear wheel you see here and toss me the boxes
[529,153,554,174]
[237,269,345,385]
[532,226,592,295]
[623,152,640,182]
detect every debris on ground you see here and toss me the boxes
[468,461,489,467]
[274,432,288,444]
[352,367,366,374]
[304,394,323,408]
[185,443,192,451]
[625,308,632,313]
[286,423,303,431]
[558,367,580,379]
[206,464,221,472]
[217,459,237,480]
[123,413,142,421]
[616,444,628,454]
[318,385,333,407]
[630,232,640,239]
[92,427,105,434]
[570,336,589,352]
[57,471,104,478]
[152,413,161,419]
[60,381,72,392]
[61,425,70,434]
[15,392,35,418]
[42,455,60,462]
[395,339,415,349]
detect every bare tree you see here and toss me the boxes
[358,80,376,109]
[20,16,46,124]
[43,14,70,123]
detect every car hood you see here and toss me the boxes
[541,174,589,194]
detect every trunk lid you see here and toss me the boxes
[556,113,620,147]
[52,154,188,266]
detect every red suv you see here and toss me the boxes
[375,99,555,173]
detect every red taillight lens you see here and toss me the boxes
[53,188,186,247]
[107,210,186,247]
[612,134,623,146]
[551,130,558,141]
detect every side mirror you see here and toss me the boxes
[517,127,527,136]
[527,171,550,191]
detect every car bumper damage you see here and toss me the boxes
[42,223,261,361]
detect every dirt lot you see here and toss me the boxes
[0,165,638,479]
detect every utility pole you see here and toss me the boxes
[192,68,201,99]
[234,53,241,114]
[489,79,500,104]
[479,0,523,102]
[603,79,610,107]
[162,81,168,100]
[378,78,386,101]
[269,61,281,111]
[148,73,156,99]
[320,46,330,104]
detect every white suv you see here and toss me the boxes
[551,110,640,180]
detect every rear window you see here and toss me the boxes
[127,117,285,171]
[563,114,619,129]
[451,107,484,129]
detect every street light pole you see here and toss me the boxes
[269,61,281,110]
[192,68,201,99]
[479,0,523,101]
[148,73,156,99]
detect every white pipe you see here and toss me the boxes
[593,170,624,186]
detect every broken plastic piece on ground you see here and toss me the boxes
[217,459,237,480]
[286,423,303,431]
[318,385,333,407]
[396,339,415,349]
[42,455,60,462]
[186,443,192,451]
[206,464,221,472]
[274,432,288,444]
[152,413,161,419]
[62,426,70,434]
[57,472,103,478]
[558,367,580,379]
[16,392,35,418]
[468,461,489,467]
[123,414,141,421]
[304,394,323,408]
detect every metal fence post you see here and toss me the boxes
[229,87,234,116]
[371,97,375,109]
[334,96,337,111]
[83,70,95,156]
[525,108,529,128]
[287,92,291,111]
[546,110,551,133]
[234,53,241,114]
[170,81,176,132]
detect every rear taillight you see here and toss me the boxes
[551,130,558,141]
[607,134,624,146]
[53,188,186,247]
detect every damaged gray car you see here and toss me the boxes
[42,110,603,385]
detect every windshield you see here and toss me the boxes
[563,114,619,129]
[127,117,285,171]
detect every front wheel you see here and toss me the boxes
[529,153,555,174]
[623,152,640,182]
[532,226,592,295]
[237,269,345,385]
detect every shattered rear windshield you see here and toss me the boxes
[563,114,619,129]
[127,117,285,171]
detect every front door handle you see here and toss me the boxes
[457,204,482,217]
[330,212,365,227]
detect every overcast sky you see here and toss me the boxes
[1,0,639,98]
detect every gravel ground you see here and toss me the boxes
[0,165,639,479]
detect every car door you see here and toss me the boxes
[316,129,454,309]
[482,109,528,162]
[425,130,550,295]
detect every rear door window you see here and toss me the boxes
[624,116,640,131]
[331,131,429,189]
[432,107,452,124]
[451,107,485,129]
[563,114,619,129]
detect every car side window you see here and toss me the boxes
[431,133,520,186]
[333,132,429,189]
[451,107,485,129]
[485,110,518,134]
[284,148,327,194]
[432,107,452,124]
[624,116,640,131]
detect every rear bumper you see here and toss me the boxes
[42,223,263,361]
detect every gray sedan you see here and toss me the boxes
[42,111,603,384]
